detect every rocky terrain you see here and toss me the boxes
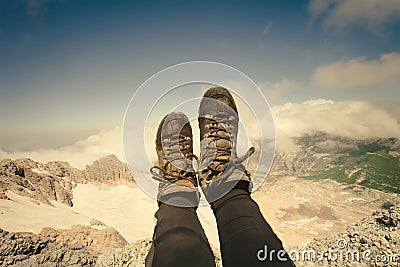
[38,221,128,253]
[96,240,223,267]
[0,228,99,266]
[0,158,75,206]
[0,133,399,266]
[82,154,133,186]
[95,239,152,267]
[0,230,221,267]
[253,176,399,247]
[99,202,400,266]
[270,133,400,193]
[294,204,400,266]
[0,220,128,266]
[0,155,134,207]
[2,205,398,266]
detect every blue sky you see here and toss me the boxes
[1,0,400,154]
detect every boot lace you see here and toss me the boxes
[150,133,198,186]
[200,112,255,183]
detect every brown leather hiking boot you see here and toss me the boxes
[198,87,255,201]
[150,112,199,207]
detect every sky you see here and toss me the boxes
[1,0,400,167]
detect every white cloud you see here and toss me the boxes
[311,53,400,89]
[260,79,302,102]
[0,127,123,169]
[272,99,400,141]
[2,99,399,167]
[308,0,400,32]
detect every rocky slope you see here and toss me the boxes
[3,204,397,266]
[0,219,128,266]
[294,204,400,266]
[82,154,133,186]
[38,222,128,253]
[95,239,152,267]
[0,155,134,207]
[270,133,400,193]
[0,158,74,206]
[0,228,99,266]
[96,240,223,267]
[253,176,399,247]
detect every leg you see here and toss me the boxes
[197,87,294,266]
[211,182,294,266]
[146,112,215,267]
[146,202,215,267]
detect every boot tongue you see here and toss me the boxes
[215,139,231,160]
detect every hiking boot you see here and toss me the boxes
[150,112,199,207]
[198,87,255,201]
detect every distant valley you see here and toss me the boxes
[271,132,400,193]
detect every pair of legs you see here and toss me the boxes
[146,87,293,266]
[146,183,293,267]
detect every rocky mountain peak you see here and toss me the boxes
[0,154,135,207]
[0,158,75,206]
[82,154,134,185]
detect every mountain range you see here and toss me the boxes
[0,154,134,207]
[0,133,399,266]
[271,132,400,193]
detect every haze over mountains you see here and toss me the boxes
[2,97,400,170]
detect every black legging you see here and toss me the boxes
[146,182,294,267]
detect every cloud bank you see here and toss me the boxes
[272,99,400,140]
[0,127,123,169]
[308,0,400,32]
[311,53,400,90]
[1,99,400,166]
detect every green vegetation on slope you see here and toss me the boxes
[301,151,400,194]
